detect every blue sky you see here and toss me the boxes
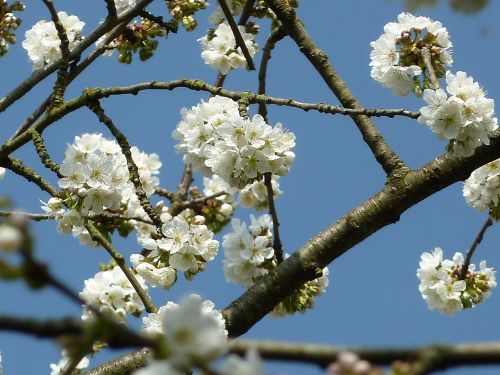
[2,1,500,374]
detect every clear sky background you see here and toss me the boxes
[2,0,500,374]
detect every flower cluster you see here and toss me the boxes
[223,214,275,287]
[141,294,227,371]
[42,133,161,247]
[417,247,496,314]
[168,0,208,31]
[0,0,23,58]
[173,96,295,188]
[327,352,382,375]
[238,175,282,210]
[418,71,498,157]
[131,209,219,288]
[79,266,147,321]
[199,22,258,75]
[22,11,84,70]
[223,215,329,315]
[49,350,89,375]
[463,159,500,218]
[370,12,452,96]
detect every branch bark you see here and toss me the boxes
[222,132,500,337]
[265,0,405,176]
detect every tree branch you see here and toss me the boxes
[84,222,158,314]
[264,173,283,263]
[84,339,500,375]
[221,132,500,337]
[0,79,420,159]
[0,0,155,113]
[265,0,406,176]
[258,25,287,122]
[87,100,163,229]
[421,47,440,90]
[217,0,255,70]
[459,216,493,279]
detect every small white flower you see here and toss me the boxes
[0,224,22,252]
[22,12,85,70]
[142,294,228,370]
[199,22,258,75]
[220,349,265,375]
[49,350,89,375]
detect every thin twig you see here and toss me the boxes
[0,315,155,349]
[217,0,255,70]
[0,211,51,221]
[169,164,194,216]
[265,0,406,176]
[10,20,131,140]
[264,173,283,263]
[459,217,493,279]
[421,47,440,90]
[0,155,58,196]
[31,130,61,175]
[0,79,420,159]
[0,0,155,114]
[87,100,163,229]
[237,0,256,26]
[84,222,157,314]
[83,339,500,375]
[41,0,70,58]
[258,25,287,121]
[154,187,175,201]
[0,210,155,225]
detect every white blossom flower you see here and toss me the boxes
[174,97,295,188]
[464,159,500,215]
[132,360,182,375]
[418,71,498,156]
[199,22,258,75]
[370,12,452,96]
[208,0,245,24]
[114,0,137,15]
[53,133,161,247]
[142,294,228,370]
[22,12,85,70]
[0,167,5,180]
[49,350,89,375]
[220,348,265,375]
[417,248,496,314]
[132,208,219,287]
[0,224,22,252]
[79,266,147,321]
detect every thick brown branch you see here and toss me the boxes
[222,132,500,337]
[265,0,405,175]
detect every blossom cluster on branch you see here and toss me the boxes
[22,11,84,70]
[417,247,496,314]
[173,96,295,188]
